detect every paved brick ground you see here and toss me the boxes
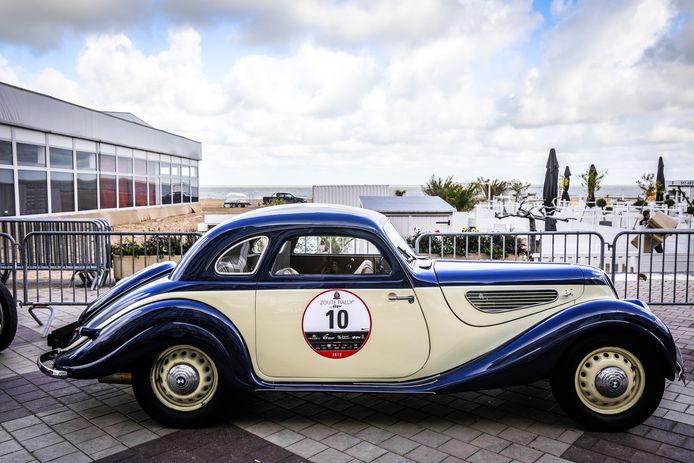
[2,292,694,462]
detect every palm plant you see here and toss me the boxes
[509,180,531,201]
[474,177,510,201]
[422,175,479,212]
[579,165,607,207]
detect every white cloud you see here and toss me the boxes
[0,0,693,186]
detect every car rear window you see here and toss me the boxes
[216,236,268,274]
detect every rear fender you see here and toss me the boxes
[55,299,255,389]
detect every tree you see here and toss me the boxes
[394,189,406,197]
[579,165,607,207]
[422,175,479,212]
[636,173,655,198]
[474,177,510,201]
[509,180,531,201]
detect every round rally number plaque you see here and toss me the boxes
[302,289,372,359]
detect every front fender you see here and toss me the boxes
[434,298,681,393]
[54,299,255,389]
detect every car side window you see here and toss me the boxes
[216,236,268,275]
[271,235,391,276]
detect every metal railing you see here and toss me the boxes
[20,231,201,335]
[0,218,111,289]
[0,232,17,300]
[610,230,693,305]
[414,231,606,268]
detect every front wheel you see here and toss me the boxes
[132,344,225,428]
[0,283,17,352]
[550,334,665,431]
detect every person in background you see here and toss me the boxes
[639,210,663,253]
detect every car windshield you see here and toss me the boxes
[384,221,416,265]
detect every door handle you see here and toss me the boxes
[388,293,415,304]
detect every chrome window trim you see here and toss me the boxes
[214,235,269,276]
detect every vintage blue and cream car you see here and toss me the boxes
[39,204,684,429]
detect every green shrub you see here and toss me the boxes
[596,198,607,208]
[688,205,694,215]
[633,199,647,206]
[664,198,675,207]
[111,236,197,258]
[265,198,286,207]
[407,231,526,259]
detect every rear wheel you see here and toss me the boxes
[550,334,664,431]
[132,344,225,427]
[0,283,17,352]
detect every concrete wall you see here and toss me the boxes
[52,203,202,226]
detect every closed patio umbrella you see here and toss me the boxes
[543,148,559,231]
[656,156,665,202]
[561,166,571,202]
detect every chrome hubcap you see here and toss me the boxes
[167,364,199,395]
[574,346,645,415]
[595,366,628,397]
[150,345,218,411]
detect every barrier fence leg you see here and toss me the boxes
[27,304,56,337]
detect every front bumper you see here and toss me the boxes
[37,350,68,378]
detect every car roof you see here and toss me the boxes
[208,203,391,238]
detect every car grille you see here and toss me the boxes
[465,289,558,313]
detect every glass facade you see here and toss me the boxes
[0,125,199,215]
[0,169,15,216]
[17,143,46,167]
[50,171,75,213]
[0,140,11,165]
[50,147,73,169]
[18,170,48,215]
[76,151,97,170]
[100,174,116,209]
[77,173,97,211]
[118,176,133,208]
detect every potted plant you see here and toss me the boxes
[111,236,197,280]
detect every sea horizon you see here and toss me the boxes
[200,184,646,200]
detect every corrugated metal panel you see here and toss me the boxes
[386,214,451,238]
[0,82,201,160]
[359,196,455,214]
[312,185,390,207]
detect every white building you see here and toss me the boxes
[359,196,455,238]
[0,82,201,216]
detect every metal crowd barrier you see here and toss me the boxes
[0,232,17,300]
[610,230,693,305]
[21,231,201,336]
[0,218,112,290]
[414,231,606,268]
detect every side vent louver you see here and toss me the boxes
[465,289,558,313]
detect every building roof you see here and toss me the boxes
[0,82,201,160]
[102,111,153,127]
[359,196,455,214]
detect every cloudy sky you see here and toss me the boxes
[0,0,692,186]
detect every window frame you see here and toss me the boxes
[214,235,270,276]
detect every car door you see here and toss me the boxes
[255,229,430,380]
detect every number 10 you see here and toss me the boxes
[326,309,349,329]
